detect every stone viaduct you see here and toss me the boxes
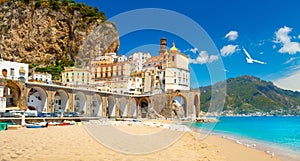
[1,80,200,119]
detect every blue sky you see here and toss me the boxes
[78,0,300,91]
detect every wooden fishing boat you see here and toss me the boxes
[26,124,42,128]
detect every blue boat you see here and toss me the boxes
[25,124,42,128]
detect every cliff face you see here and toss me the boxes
[0,0,119,64]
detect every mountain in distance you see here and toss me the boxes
[200,75,300,115]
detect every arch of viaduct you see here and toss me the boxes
[2,81,201,119]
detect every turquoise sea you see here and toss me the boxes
[192,116,300,161]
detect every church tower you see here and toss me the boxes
[159,38,167,56]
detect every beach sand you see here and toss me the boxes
[0,124,283,161]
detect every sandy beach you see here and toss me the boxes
[0,123,283,161]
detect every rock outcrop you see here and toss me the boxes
[0,0,119,64]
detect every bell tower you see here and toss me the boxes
[159,38,167,55]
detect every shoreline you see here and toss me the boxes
[192,116,300,161]
[208,131,299,161]
[192,125,300,161]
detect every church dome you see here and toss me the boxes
[170,41,178,52]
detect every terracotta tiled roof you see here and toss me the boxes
[144,55,164,64]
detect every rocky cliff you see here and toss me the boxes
[0,0,119,64]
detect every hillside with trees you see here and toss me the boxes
[200,75,300,115]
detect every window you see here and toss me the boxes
[174,79,176,83]
[172,56,175,61]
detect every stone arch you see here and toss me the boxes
[3,81,22,108]
[140,97,151,118]
[107,96,116,117]
[91,94,102,117]
[194,94,199,118]
[74,92,87,116]
[27,87,48,112]
[119,97,128,118]
[54,89,69,112]
[171,93,187,118]
[128,98,137,118]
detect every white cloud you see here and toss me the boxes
[273,69,300,92]
[225,31,239,41]
[184,47,198,54]
[278,42,300,54]
[273,45,277,49]
[189,51,219,64]
[284,57,295,64]
[259,52,264,55]
[220,44,239,57]
[274,26,300,54]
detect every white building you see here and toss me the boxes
[96,81,111,92]
[0,59,29,82]
[127,77,143,95]
[129,52,151,73]
[0,86,3,97]
[31,72,52,83]
[0,86,5,112]
[142,39,190,92]
[163,42,190,91]
[164,67,190,91]
[117,55,127,62]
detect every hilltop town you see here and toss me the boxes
[0,38,200,119]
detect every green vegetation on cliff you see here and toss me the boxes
[1,0,119,79]
[200,76,300,115]
[32,0,106,22]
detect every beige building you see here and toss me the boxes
[61,67,92,87]
[111,62,131,94]
[143,38,190,92]
[164,42,190,91]
[89,38,190,94]
[91,54,131,94]
[96,81,111,92]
